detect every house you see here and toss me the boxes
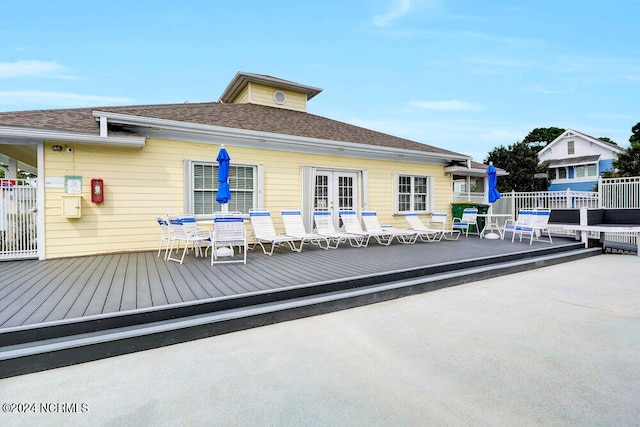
[1,72,485,260]
[538,129,623,191]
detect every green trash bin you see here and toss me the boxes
[451,203,490,233]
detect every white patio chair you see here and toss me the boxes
[404,213,442,242]
[313,211,365,247]
[453,208,479,237]
[281,209,334,249]
[249,209,303,255]
[154,216,173,259]
[211,212,248,264]
[166,213,212,264]
[503,209,535,242]
[513,208,553,245]
[361,211,417,244]
[428,213,460,241]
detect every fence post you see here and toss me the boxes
[511,190,516,214]
[598,176,603,208]
[565,188,571,208]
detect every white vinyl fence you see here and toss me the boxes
[600,176,640,208]
[1,179,37,259]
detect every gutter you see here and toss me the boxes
[93,111,470,164]
[0,126,145,148]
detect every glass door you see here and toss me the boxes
[314,170,358,229]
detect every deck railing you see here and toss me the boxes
[1,179,37,259]
[600,176,640,208]
[452,192,485,203]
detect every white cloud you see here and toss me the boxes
[0,90,134,107]
[409,99,482,111]
[0,60,67,78]
[372,0,413,27]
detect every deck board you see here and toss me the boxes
[0,237,582,330]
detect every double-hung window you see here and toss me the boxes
[186,160,261,216]
[394,174,433,214]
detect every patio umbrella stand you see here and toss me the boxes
[215,144,234,257]
[485,162,502,239]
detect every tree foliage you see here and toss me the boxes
[484,127,563,192]
[521,127,565,150]
[612,122,640,177]
[484,141,549,192]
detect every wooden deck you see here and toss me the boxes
[0,236,582,331]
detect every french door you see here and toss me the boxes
[314,170,359,229]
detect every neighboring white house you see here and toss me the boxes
[538,129,624,191]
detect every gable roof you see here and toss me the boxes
[0,102,469,161]
[538,128,624,158]
[219,71,323,103]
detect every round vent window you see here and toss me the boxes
[273,90,286,105]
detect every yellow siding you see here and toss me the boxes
[244,82,307,112]
[42,140,452,259]
[232,85,249,104]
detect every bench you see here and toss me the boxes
[558,208,640,255]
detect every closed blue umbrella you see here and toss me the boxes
[487,162,501,203]
[484,162,502,239]
[216,145,231,211]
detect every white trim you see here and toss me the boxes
[184,158,260,218]
[37,142,45,260]
[539,128,624,157]
[92,111,468,165]
[0,125,145,148]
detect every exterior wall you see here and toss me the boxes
[539,135,617,163]
[232,85,249,104]
[42,140,452,259]
[548,180,596,192]
[541,135,620,192]
[242,82,307,112]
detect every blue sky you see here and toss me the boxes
[1,0,639,161]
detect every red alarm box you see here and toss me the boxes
[91,179,104,203]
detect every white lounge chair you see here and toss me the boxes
[313,211,366,247]
[404,213,441,242]
[453,208,479,236]
[249,209,303,255]
[166,213,211,264]
[428,213,460,241]
[211,212,247,264]
[281,209,334,249]
[361,211,417,244]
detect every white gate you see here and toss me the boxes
[0,179,38,259]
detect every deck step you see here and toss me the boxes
[0,245,599,378]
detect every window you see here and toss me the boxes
[395,174,432,213]
[189,161,258,215]
[575,165,585,177]
[557,168,567,179]
[567,141,575,155]
[587,164,597,176]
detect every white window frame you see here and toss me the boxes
[557,167,567,180]
[183,159,263,218]
[392,173,434,214]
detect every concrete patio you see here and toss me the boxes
[1,254,638,425]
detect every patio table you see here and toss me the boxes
[477,213,512,239]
